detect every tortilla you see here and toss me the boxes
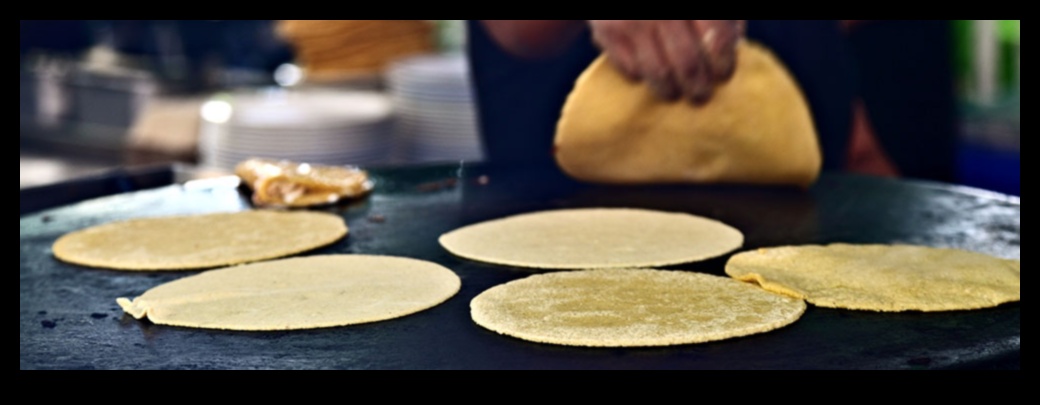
[117,255,461,331]
[53,210,347,271]
[235,158,373,208]
[554,41,821,187]
[438,208,743,269]
[471,268,805,347]
[725,244,1021,312]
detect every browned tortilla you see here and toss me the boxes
[235,158,372,208]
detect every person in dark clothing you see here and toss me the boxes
[466,20,955,182]
[846,20,956,182]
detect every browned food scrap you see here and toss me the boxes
[235,158,373,208]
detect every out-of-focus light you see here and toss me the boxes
[274,63,304,87]
[201,99,232,124]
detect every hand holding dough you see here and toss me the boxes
[555,41,821,187]
[588,20,744,102]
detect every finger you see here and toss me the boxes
[655,20,712,103]
[633,27,680,101]
[588,20,622,46]
[693,20,740,82]
[590,21,640,81]
[649,76,680,101]
[735,19,747,36]
[604,40,641,81]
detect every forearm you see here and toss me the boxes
[479,20,587,59]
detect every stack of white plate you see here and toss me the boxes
[387,53,483,163]
[199,88,393,171]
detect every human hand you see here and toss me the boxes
[588,20,745,103]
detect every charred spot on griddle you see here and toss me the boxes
[368,214,386,223]
[41,320,57,329]
[90,313,108,319]
[38,311,47,315]
[41,215,53,223]
[416,178,458,192]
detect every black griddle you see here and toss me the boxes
[19,163,1020,369]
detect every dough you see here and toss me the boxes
[53,210,347,271]
[439,208,743,269]
[117,255,461,331]
[555,41,821,187]
[725,244,1021,312]
[471,268,806,347]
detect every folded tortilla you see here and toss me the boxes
[235,158,372,208]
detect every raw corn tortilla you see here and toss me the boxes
[439,208,743,269]
[471,268,806,347]
[554,41,821,187]
[53,210,347,271]
[117,255,461,331]
[725,244,1021,312]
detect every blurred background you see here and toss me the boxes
[19,20,1019,196]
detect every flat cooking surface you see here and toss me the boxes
[20,163,1020,369]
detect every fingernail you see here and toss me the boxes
[702,28,717,49]
[690,87,713,105]
[652,83,679,101]
[715,60,736,81]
